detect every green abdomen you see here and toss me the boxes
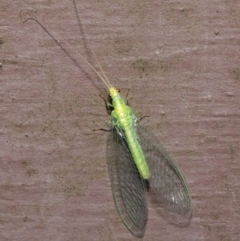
[124,127,150,180]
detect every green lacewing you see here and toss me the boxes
[23,3,192,237]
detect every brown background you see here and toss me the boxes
[1,0,240,240]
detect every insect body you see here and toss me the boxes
[109,86,150,179]
[99,76,192,237]
[24,9,192,237]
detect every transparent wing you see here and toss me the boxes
[137,125,192,217]
[107,126,147,237]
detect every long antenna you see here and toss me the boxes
[23,17,112,89]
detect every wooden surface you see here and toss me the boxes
[1,0,240,240]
